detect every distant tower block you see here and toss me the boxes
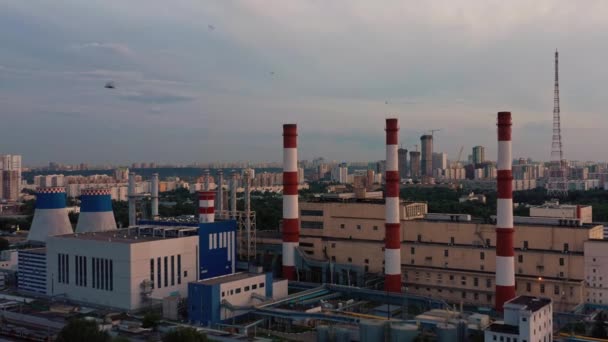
[282,124,299,281]
[151,173,159,218]
[199,191,215,223]
[28,187,73,243]
[76,188,117,233]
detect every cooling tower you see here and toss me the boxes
[27,187,73,243]
[75,188,117,233]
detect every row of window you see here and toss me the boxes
[74,255,87,287]
[300,210,323,216]
[91,257,113,291]
[301,221,323,229]
[221,282,265,297]
[150,255,183,289]
[58,253,69,284]
[339,224,379,231]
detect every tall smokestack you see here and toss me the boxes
[76,188,117,233]
[244,169,252,260]
[203,169,211,191]
[230,170,237,218]
[128,172,136,227]
[198,191,215,223]
[385,118,401,293]
[216,170,224,213]
[28,187,73,243]
[151,173,159,219]
[282,124,299,281]
[496,111,516,311]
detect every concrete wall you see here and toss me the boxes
[584,240,608,306]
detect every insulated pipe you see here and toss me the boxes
[385,118,401,293]
[151,173,159,218]
[198,191,215,223]
[282,124,299,280]
[495,111,516,311]
[128,172,136,227]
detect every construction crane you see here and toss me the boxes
[451,146,464,189]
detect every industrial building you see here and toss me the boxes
[45,226,199,310]
[484,296,553,342]
[17,248,47,294]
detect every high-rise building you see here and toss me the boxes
[409,151,421,178]
[0,155,22,201]
[432,152,447,170]
[420,135,433,176]
[331,163,348,184]
[472,146,485,165]
[398,148,408,179]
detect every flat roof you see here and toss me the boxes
[506,295,551,312]
[196,272,266,286]
[19,247,46,254]
[487,323,519,335]
[50,226,198,244]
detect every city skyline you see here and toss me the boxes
[2,1,608,164]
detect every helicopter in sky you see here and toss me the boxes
[104,81,115,89]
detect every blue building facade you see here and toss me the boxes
[199,220,237,280]
[17,248,47,294]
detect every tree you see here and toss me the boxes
[0,238,9,251]
[142,311,161,330]
[162,327,208,342]
[591,315,607,338]
[56,318,110,342]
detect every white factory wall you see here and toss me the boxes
[219,274,268,320]
[584,240,608,306]
[272,279,288,299]
[46,235,198,310]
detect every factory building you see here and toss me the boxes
[530,201,592,224]
[188,272,288,325]
[255,199,604,312]
[17,248,47,295]
[45,226,199,310]
[485,296,552,342]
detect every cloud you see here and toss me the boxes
[71,42,135,58]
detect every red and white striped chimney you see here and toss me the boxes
[282,124,299,281]
[198,191,215,223]
[496,111,516,311]
[385,118,401,293]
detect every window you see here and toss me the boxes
[331,256,336,262]
[365,259,369,264]
[150,259,154,288]
[252,284,257,290]
[486,279,492,288]
[348,257,352,262]
[559,258,564,266]
[222,292,225,297]
[184,270,188,278]
[356,225,361,230]
[235,288,241,294]
[461,291,466,299]
[449,275,454,280]
[157,258,161,288]
[474,278,479,287]
[177,255,181,284]
[340,224,345,229]
[450,237,455,244]
[523,241,528,249]
[331,243,336,248]
[244,286,250,292]
[260,283,265,288]
[301,210,323,216]
[171,256,175,286]
[486,238,491,247]
[518,255,523,263]
[411,247,415,255]
[474,293,479,300]
[417,234,422,242]
[493,335,497,341]
[540,283,545,294]
[522,317,527,322]
[373,225,378,231]
[564,243,569,252]
[526,282,531,292]
[164,256,168,287]
[301,221,323,229]
[554,285,560,295]
[480,252,485,260]
[109,260,113,291]
[487,294,492,302]
[444,250,449,257]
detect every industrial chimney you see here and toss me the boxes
[198,191,215,223]
[151,173,159,219]
[495,111,516,311]
[282,124,299,281]
[27,187,73,243]
[216,170,224,213]
[128,172,136,227]
[75,188,117,233]
[230,170,238,219]
[385,118,401,293]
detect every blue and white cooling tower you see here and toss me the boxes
[76,188,117,233]
[27,187,73,243]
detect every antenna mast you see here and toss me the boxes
[547,50,568,197]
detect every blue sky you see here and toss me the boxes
[1,1,607,166]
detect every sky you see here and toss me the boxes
[1,1,608,166]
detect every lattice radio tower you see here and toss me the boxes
[547,49,568,197]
